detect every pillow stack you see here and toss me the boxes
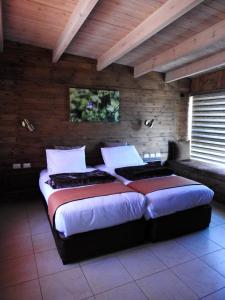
[101,145,144,169]
[46,146,86,175]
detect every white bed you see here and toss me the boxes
[96,164,214,220]
[39,168,146,237]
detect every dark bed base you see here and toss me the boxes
[41,196,147,264]
[148,204,212,242]
[52,218,147,264]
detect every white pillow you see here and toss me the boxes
[101,145,144,168]
[46,147,86,175]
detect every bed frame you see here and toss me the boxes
[51,218,147,264]
[148,204,212,241]
[42,194,211,264]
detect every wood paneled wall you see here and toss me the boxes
[191,69,225,93]
[0,42,190,168]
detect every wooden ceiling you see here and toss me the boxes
[1,0,225,82]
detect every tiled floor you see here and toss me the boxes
[1,199,225,300]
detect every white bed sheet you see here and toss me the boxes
[39,169,146,237]
[96,164,214,219]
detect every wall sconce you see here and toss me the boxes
[144,119,154,128]
[21,119,35,132]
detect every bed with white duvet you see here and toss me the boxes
[39,168,146,237]
[98,145,214,220]
[39,147,148,263]
[96,164,213,220]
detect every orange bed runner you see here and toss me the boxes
[48,182,134,226]
[128,175,201,195]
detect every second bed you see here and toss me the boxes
[98,145,213,240]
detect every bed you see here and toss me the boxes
[39,165,147,264]
[98,145,214,241]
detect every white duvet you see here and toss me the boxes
[39,169,146,237]
[96,164,214,220]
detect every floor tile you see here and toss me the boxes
[202,288,225,300]
[210,213,225,226]
[26,200,45,216]
[0,234,33,261]
[0,217,30,239]
[40,267,92,300]
[95,282,147,300]
[150,240,195,267]
[27,205,47,223]
[0,255,38,288]
[80,252,114,267]
[137,269,197,300]
[32,232,56,253]
[172,258,225,298]
[201,249,225,277]
[202,226,225,247]
[26,200,48,232]
[209,220,218,228]
[28,210,47,225]
[175,231,221,257]
[118,245,166,280]
[29,217,51,236]
[0,279,42,300]
[35,249,75,277]
[82,256,132,294]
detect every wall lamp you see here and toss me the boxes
[144,119,154,128]
[21,119,35,132]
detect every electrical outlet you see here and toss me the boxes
[23,163,31,168]
[13,163,21,169]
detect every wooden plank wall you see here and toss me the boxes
[191,69,225,93]
[0,42,190,168]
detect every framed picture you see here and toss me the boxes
[69,88,120,122]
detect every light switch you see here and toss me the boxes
[13,163,21,169]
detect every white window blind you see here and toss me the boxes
[191,92,225,165]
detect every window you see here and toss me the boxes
[190,92,225,165]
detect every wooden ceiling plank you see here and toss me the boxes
[0,0,3,52]
[52,0,99,63]
[134,18,225,78]
[165,49,225,83]
[28,0,78,13]
[97,0,205,71]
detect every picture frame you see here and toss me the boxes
[69,88,120,122]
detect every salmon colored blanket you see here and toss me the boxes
[48,182,134,226]
[128,175,201,195]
